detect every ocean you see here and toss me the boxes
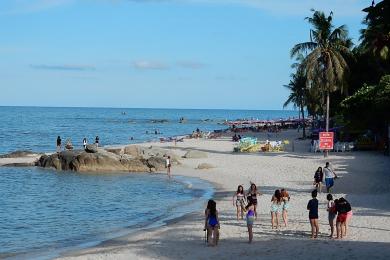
[0,106,297,259]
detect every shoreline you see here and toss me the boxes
[56,131,390,260]
[2,130,390,259]
[57,178,224,259]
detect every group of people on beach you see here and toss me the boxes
[204,182,291,246]
[309,161,352,239]
[204,162,352,246]
[56,136,100,152]
[308,190,352,239]
[313,162,338,193]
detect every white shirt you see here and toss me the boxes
[324,167,335,179]
[166,158,171,167]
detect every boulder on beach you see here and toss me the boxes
[183,150,208,159]
[146,156,166,171]
[36,150,150,172]
[105,147,123,155]
[197,163,215,170]
[85,144,98,153]
[124,145,142,158]
[124,145,180,163]
[35,146,180,173]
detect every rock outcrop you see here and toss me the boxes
[183,150,208,159]
[0,150,42,158]
[85,144,98,153]
[35,145,179,173]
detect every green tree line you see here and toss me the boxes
[284,0,390,152]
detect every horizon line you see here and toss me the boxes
[0,105,297,112]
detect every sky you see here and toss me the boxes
[0,0,371,109]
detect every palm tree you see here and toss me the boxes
[291,10,351,155]
[360,0,390,61]
[283,71,307,138]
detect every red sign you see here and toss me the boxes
[319,132,334,150]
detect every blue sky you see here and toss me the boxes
[0,0,370,109]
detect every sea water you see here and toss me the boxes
[0,167,214,259]
[0,107,297,258]
[0,106,297,154]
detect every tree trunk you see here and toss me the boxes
[297,109,300,132]
[301,104,306,139]
[325,91,330,157]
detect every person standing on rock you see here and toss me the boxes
[83,138,87,149]
[56,136,62,153]
[166,156,172,178]
[95,136,99,147]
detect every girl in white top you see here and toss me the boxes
[166,156,171,178]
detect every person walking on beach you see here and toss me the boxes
[56,136,62,153]
[313,167,323,193]
[83,138,87,149]
[166,156,172,179]
[307,190,319,239]
[247,183,261,219]
[246,200,255,243]
[326,194,337,238]
[324,162,338,193]
[233,185,246,220]
[281,189,290,227]
[270,189,282,229]
[95,136,99,147]
[204,200,220,247]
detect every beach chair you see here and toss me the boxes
[203,131,211,139]
[346,142,354,151]
[312,140,320,153]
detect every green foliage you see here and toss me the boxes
[291,10,352,95]
[360,0,390,61]
[341,75,390,130]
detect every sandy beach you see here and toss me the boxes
[49,130,390,260]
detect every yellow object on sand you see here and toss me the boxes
[240,144,260,153]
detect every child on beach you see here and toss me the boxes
[326,194,337,238]
[307,190,319,238]
[233,185,246,220]
[247,183,261,219]
[281,189,290,227]
[335,197,352,239]
[204,200,220,246]
[246,200,255,243]
[166,156,171,179]
[270,189,282,229]
[313,167,323,193]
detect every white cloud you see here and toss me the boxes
[132,60,169,70]
[30,64,96,71]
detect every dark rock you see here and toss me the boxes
[146,157,166,171]
[85,144,98,153]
